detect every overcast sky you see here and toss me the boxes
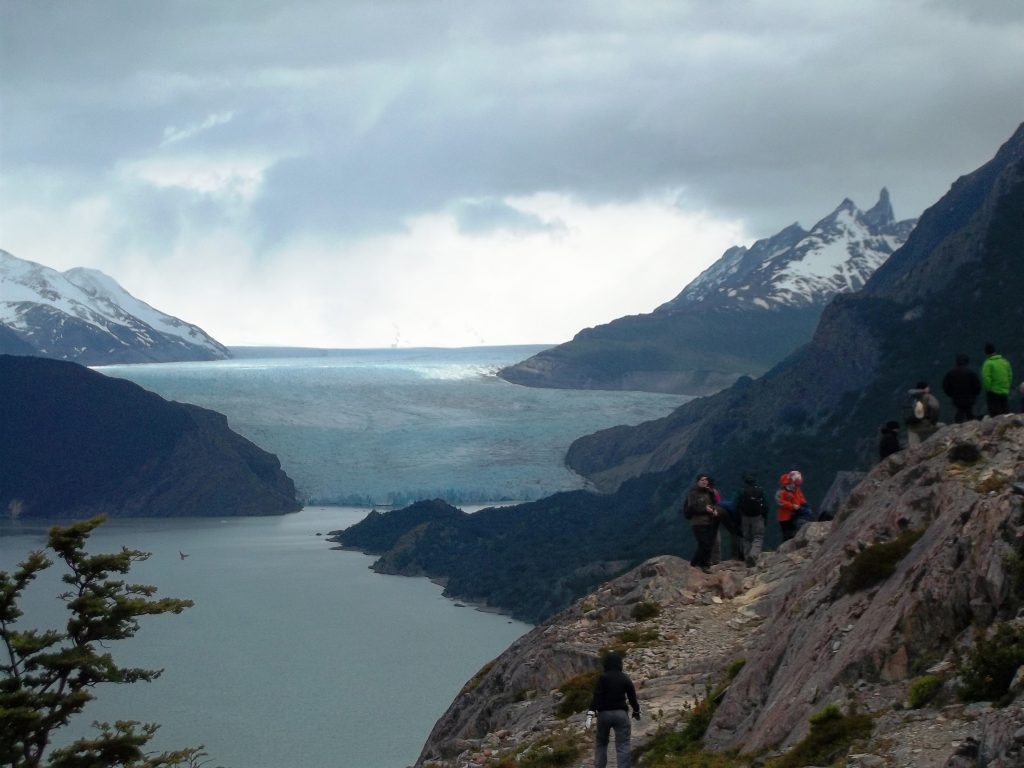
[2,1,1022,348]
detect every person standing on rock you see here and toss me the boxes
[981,342,1013,417]
[683,474,719,573]
[776,471,807,542]
[587,650,640,768]
[904,382,941,447]
[942,353,982,423]
[733,473,768,566]
[878,420,901,460]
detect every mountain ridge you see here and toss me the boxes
[498,190,915,395]
[0,249,230,364]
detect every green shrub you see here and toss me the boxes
[489,733,583,768]
[907,674,943,708]
[767,705,873,768]
[835,529,924,596]
[958,622,1024,705]
[555,670,600,718]
[725,658,747,681]
[632,600,662,621]
[615,626,661,646]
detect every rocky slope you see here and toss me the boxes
[0,354,301,518]
[416,416,1024,768]
[0,248,230,364]
[498,190,914,396]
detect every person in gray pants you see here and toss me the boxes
[734,473,769,566]
[587,650,640,767]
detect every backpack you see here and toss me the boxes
[738,485,767,517]
[904,393,926,425]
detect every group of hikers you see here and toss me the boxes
[681,469,809,572]
[582,343,1020,767]
[881,343,1020,458]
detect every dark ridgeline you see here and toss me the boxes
[0,355,302,518]
[497,190,916,396]
[337,121,1024,624]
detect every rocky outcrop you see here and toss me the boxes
[416,416,1024,768]
[0,354,302,518]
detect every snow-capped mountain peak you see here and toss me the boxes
[0,249,230,364]
[659,189,917,312]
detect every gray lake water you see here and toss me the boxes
[0,508,529,768]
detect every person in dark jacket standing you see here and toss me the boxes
[942,353,982,423]
[682,474,719,573]
[587,650,640,768]
[878,420,901,460]
[733,473,768,566]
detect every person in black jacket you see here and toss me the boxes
[587,650,640,768]
[878,420,901,460]
[942,353,982,423]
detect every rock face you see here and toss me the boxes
[0,249,230,364]
[416,416,1024,768]
[498,191,914,396]
[0,354,302,518]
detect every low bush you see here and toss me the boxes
[766,704,873,768]
[834,529,924,596]
[555,670,600,718]
[907,674,943,708]
[632,600,661,621]
[489,733,583,768]
[958,622,1024,705]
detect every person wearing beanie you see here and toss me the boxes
[942,353,982,423]
[981,342,1013,416]
[878,420,901,460]
[587,650,640,768]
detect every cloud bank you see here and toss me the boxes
[1,0,1022,346]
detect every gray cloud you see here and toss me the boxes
[3,1,1023,249]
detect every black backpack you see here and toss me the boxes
[738,485,767,517]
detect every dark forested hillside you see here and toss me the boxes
[0,355,302,518]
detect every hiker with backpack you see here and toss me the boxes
[733,473,768,566]
[904,381,941,447]
[585,650,640,768]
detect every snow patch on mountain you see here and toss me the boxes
[659,189,916,312]
[0,248,229,363]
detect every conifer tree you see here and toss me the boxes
[0,516,209,768]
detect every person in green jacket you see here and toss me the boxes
[981,342,1014,416]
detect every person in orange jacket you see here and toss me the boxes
[776,470,807,542]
